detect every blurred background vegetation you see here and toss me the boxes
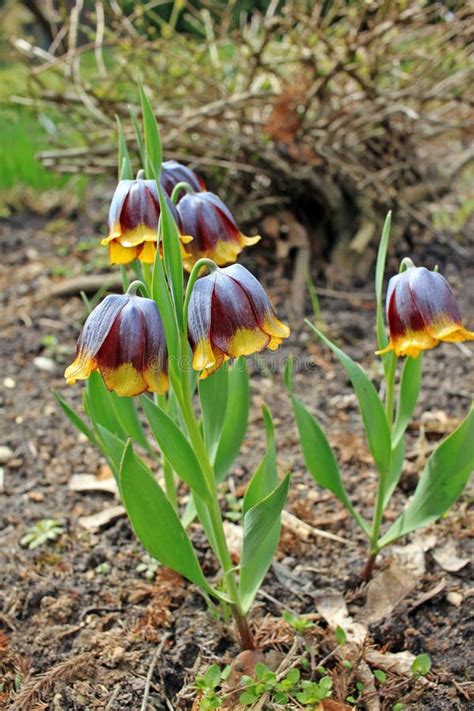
[1,0,472,272]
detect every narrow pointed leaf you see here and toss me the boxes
[116,116,133,180]
[243,405,277,514]
[214,358,250,481]
[375,211,391,353]
[110,394,152,452]
[86,372,125,439]
[140,395,211,500]
[130,109,146,168]
[291,393,370,535]
[392,355,423,448]
[96,424,127,477]
[239,473,290,613]
[382,438,405,508]
[139,83,163,178]
[54,391,97,446]
[307,322,391,477]
[199,364,229,462]
[378,406,474,548]
[120,441,213,594]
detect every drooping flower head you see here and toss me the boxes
[176,192,260,272]
[65,294,168,397]
[188,264,290,378]
[101,175,189,265]
[377,265,474,358]
[160,160,205,198]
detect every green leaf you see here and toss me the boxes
[306,322,391,477]
[85,372,125,439]
[119,441,213,594]
[96,425,127,473]
[378,406,474,548]
[375,211,392,351]
[214,358,250,481]
[239,473,290,613]
[203,664,222,689]
[335,625,347,645]
[139,83,163,178]
[116,116,133,180]
[140,395,211,500]
[54,391,97,446]
[199,364,229,461]
[383,438,405,508]
[411,653,431,678]
[243,405,277,514]
[392,354,423,448]
[291,392,370,535]
[130,109,146,168]
[156,178,184,326]
[373,669,387,684]
[110,394,152,453]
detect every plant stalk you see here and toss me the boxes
[176,335,255,650]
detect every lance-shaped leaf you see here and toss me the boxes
[116,116,133,180]
[378,406,474,548]
[290,390,370,536]
[97,424,127,474]
[239,473,290,613]
[120,441,215,596]
[157,178,184,327]
[85,372,125,440]
[243,405,277,512]
[140,395,211,501]
[199,363,229,462]
[392,355,423,448]
[306,322,391,477]
[139,83,163,179]
[214,358,250,481]
[382,438,405,509]
[375,211,392,354]
[54,391,98,447]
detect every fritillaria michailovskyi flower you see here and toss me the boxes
[377,265,474,358]
[65,294,168,397]
[188,264,290,378]
[176,192,260,271]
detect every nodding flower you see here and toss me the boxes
[101,175,190,265]
[377,264,474,359]
[160,160,205,198]
[188,264,290,378]
[65,294,168,397]
[176,192,260,271]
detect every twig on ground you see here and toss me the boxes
[140,632,171,711]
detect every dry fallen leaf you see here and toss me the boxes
[78,505,125,531]
[314,592,367,644]
[432,541,470,573]
[362,563,417,625]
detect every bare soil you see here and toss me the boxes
[1,204,473,710]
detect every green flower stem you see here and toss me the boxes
[175,334,254,650]
[171,181,196,204]
[183,258,219,333]
[142,263,153,294]
[384,353,397,428]
[400,257,415,272]
[163,456,178,512]
[126,279,149,297]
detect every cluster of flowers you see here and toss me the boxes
[65,161,290,396]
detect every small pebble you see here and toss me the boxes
[3,377,15,389]
[447,591,463,608]
[28,491,45,503]
[0,446,14,465]
[33,356,57,374]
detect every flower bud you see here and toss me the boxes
[101,177,188,264]
[176,192,260,271]
[377,265,474,358]
[65,294,168,396]
[160,160,205,197]
[188,264,290,378]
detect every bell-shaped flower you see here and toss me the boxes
[176,192,260,271]
[377,265,474,358]
[65,294,168,397]
[160,160,205,197]
[101,176,190,264]
[188,264,290,378]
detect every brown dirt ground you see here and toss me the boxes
[0,202,473,710]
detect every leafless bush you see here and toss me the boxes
[9,1,474,267]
